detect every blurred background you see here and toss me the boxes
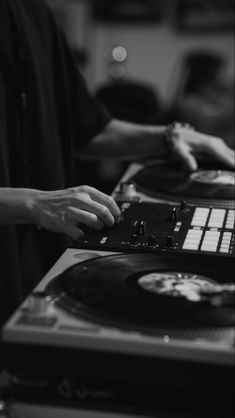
[46,0,234,192]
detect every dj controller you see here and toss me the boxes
[1,160,235,418]
[79,200,235,257]
[79,160,235,258]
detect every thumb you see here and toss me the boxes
[60,221,84,240]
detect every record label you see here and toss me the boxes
[138,272,216,302]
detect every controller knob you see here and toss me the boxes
[180,200,187,211]
[129,233,138,245]
[120,182,136,196]
[148,233,158,246]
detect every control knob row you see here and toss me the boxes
[129,233,174,248]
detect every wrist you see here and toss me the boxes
[0,188,42,225]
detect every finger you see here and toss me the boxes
[83,187,121,220]
[186,132,235,170]
[70,196,115,227]
[61,224,84,240]
[175,144,198,171]
[88,200,115,227]
[65,207,104,230]
[42,212,84,240]
[205,139,235,169]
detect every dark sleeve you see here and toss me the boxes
[47,4,112,145]
[19,0,112,147]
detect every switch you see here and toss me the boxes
[137,220,146,235]
[170,207,178,221]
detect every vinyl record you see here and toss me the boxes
[47,253,234,328]
[132,160,235,203]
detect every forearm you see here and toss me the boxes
[79,119,167,161]
[79,118,235,170]
[0,188,37,224]
[0,186,121,239]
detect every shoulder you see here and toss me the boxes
[14,0,55,28]
[18,0,51,15]
[13,0,62,48]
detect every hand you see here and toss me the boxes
[32,185,121,239]
[167,124,235,171]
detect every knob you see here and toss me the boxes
[148,233,158,247]
[27,291,51,315]
[180,200,187,211]
[165,235,174,248]
[120,182,136,196]
[129,233,138,245]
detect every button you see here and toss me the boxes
[219,248,229,253]
[191,207,209,227]
[225,210,234,229]
[200,231,220,252]
[183,229,203,250]
[208,209,225,228]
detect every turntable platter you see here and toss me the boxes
[132,161,235,205]
[47,253,235,330]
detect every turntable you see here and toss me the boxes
[3,248,234,361]
[1,160,235,417]
[2,249,235,415]
[124,160,235,208]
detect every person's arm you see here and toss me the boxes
[80,119,235,171]
[0,186,121,239]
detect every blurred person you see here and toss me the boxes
[0,0,234,326]
[167,51,235,149]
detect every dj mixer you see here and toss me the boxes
[78,200,235,257]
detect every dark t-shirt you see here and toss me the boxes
[0,0,111,324]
